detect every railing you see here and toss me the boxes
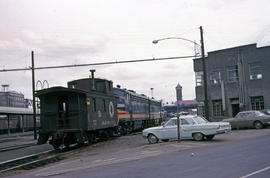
[43,110,84,130]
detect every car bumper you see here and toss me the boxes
[217,128,231,134]
[142,132,148,139]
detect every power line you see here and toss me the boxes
[0,55,196,72]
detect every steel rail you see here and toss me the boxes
[0,149,55,173]
[0,143,36,153]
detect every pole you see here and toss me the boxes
[31,51,37,140]
[177,113,181,142]
[7,114,10,135]
[200,26,209,121]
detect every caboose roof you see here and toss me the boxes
[35,86,88,97]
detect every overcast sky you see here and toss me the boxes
[0,0,270,104]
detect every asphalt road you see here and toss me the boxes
[7,129,270,178]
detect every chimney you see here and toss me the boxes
[90,69,96,90]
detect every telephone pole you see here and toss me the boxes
[31,51,37,140]
[200,26,209,120]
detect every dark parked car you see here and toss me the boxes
[223,111,270,129]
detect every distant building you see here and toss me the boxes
[176,84,183,101]
[193,43,270,121]
[0,85,25,108]
[163,84,197,115]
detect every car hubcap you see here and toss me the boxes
[255,122,262,129]
[149,135,157,143]
[194,133,203,141]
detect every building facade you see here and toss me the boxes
[0,91,25,108]
[0,85,26,108]
[194,44,270,121]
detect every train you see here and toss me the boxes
[36,71,162,149]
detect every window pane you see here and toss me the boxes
[227,66,239,82]
[210,71,221,84]
[250,96,264,110]
[249,62,262,80]
[212,100,224,116]
[196,71,203,86]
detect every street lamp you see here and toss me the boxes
[152,37,201,57]
[152,26,209,122]
[150,88,154,99]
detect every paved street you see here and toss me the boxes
[7,129,270,178]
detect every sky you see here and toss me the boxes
[0,0,270,105]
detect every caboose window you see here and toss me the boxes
[63,102,66,112]
[109,82,112,91]
[93,98,97,111]
[103,99,106,111]
[58,96,69,119]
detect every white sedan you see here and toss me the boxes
[142,115,231,144]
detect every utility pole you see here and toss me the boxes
[31,51,37,140]
[177,113,181,142]
[200,26,209,121]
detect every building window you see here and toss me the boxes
[195,71,203,86]
[212,100,224,116]
[210,71,221,84]
[227,65,239,82]
[250,96,264,110]
[249,62,262,80]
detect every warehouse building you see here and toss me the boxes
[194,44,270,121]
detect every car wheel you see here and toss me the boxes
[206,135,215,141]
[193,133,204,141]
[161,139,169,142]
[147,134,159,144]
[254,121,263,129]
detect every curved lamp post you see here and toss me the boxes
[152,37,201,57]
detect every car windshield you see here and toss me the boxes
[191,116,208,124]
[255,111,266,116]
[261,110,270,115]
[164,118,177,126]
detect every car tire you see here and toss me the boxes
[147,134,159,144]
[206,135,215,141]
[193,133,204,141]
[161,139,169,142]
[254,121,263,129]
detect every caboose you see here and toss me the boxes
[36,71,118,149]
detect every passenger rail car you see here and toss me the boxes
[114,87,162,135]
[36,77,118,150]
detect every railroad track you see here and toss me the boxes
[0,132,142,175]
[0,143,91,174]
[0,143,37,152]
[0,149,61,174]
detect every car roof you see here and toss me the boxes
[238,110,260,113]
[170,115,198,119]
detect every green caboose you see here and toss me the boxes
[36,77,118,150]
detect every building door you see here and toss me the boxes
[231,98,240,117]
[231,104,239,117]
